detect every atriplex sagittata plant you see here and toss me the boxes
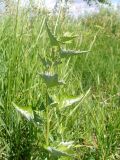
[12,19,92,159]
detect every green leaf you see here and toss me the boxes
[68,88,91,116]
[62,96,84,108]
[58,141,74,150]
[60,49,90,58]
[45,21,60,47]
[40,73,65,87]
[12,102,34,121]
[52,89,90,110]
[46,146,75,158]
[47,95,83,109]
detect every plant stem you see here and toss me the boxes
[46,88,49,146]
[14,0,20,37]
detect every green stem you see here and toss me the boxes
[46,88,49,146]
[14,0,20,37]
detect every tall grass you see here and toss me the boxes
[0,5,120,160]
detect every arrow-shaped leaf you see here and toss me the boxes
[48,95,84,109]
[12,102,34,121]
[40,73,65,87]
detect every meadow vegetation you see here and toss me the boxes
[0,4,120,160]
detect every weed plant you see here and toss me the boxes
[0,5,120,160]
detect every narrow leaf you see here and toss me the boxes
[60,49,90,58]
[69,88,91,116]
[45,21,60,47]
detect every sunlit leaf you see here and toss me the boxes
[12,102,34,121]
[46,146,74,158]
[40,73,65,87]
[58,141,74,149]
[47,95,84,109]
[55,89,90,111]
[60,49,90,58]
[45,21,60,47]
[68,88,91,116]
[62,96,83,108]
[57,141,75,157]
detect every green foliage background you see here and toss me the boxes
[0,5,120,160]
